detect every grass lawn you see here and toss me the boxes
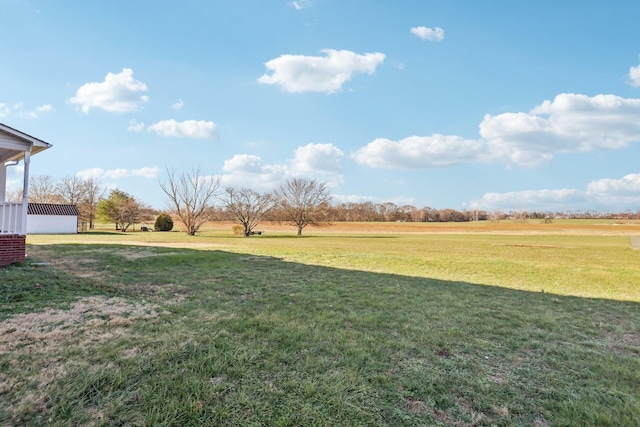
[1,221,639,426]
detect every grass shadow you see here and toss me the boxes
[243,234,402,239]
[2,243,639,426]
[78,231,136,236]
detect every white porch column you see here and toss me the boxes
[21,149,31,235]
[0,163,6,202]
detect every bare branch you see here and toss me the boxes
[159,168,221,235]
[272,178,332,236]
[221,187,274,236]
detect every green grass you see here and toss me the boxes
[2,225,639,426]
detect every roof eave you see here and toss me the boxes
[0,123,53,163]
[0,123,53,149]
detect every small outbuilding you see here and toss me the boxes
[27,203,80,234]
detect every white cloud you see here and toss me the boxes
[587,173,640,194]
[1,102,23,118]
[257,49,385,93]
[221,154,285,190]
[352,135,487,169]
[289,143,344,186]
[354,93,640,170]
[131,166,161,179]
[481,93,640,166]
[36,104,54,113]
[586,173,640,207]
[220,143,344,190]
[473,189,586,211]
[68,68,149,113]
[104,168,130,179]
[471,173,640,212]
[0,103,11,117]
[127,119,145,132]
[76,167,159,180]
[147,119,217,139]
[629,63,640,87]
[290,143,343,174]
[292,0,312,10]
[5,164,25,194]
[76,168,105,180]
[0,102,55,118]
[11,164,25,175]
[172,99,184,110]
[410,26,445,42]
[222,154,268,174]
[25,104,55,118]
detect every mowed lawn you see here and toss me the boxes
[2,221,639,426]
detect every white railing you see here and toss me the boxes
[0,202,24,235]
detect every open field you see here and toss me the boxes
[2,221,640,425]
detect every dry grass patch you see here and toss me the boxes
[10,226,640,425]
[608,330,640,356]
[1,296,165,353]
[0,296,166,424]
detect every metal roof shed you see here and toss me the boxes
[27,203,80,234]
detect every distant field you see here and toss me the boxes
[27,219,640,302]
[202,219,640,235]
[3,220,639,425]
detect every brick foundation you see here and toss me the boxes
[0,234,26,267]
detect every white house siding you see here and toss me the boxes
[26,203,79,234]
[27,214,77,234]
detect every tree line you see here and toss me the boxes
[11,172,639,236]
[160,169,332,236]
[10,175,157,232]
[12,172,333,236]
[11,175,106,229]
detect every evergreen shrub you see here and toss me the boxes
[154,213,174,231]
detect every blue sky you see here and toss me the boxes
[2,0,640,213]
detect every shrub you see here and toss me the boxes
[154,213,174,231]
[232,225,244,236]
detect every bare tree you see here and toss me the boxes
[159,168,220,235]
[28,175,60,203]
[222,187,273,237]
[81,177,104,229]
[56,175,85,204]
[272,178,332,236]
[510,208,529,223]
[395,204,417,222]
[488,210,505,223]
[55,176,104,229]
[5,188,22,202]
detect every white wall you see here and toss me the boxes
[27,215,77,234]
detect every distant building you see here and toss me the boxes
[27,203,80,234]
